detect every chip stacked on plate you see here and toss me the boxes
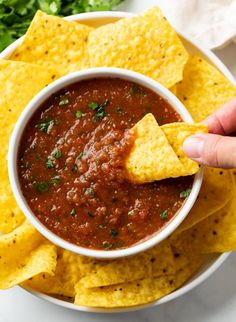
[0,7,236,308]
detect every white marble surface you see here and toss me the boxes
[1,1,236,321]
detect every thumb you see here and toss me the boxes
[183,133,236,168]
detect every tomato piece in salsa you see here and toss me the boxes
[18,78,193,250]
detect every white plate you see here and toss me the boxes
[1,11,235,313]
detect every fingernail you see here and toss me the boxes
[183,135,205,160]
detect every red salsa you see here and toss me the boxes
[18,78,193,250]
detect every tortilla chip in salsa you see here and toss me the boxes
[126,114,207,183]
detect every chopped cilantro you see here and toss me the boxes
[36,154,43,161]
[51,175,61,185]
[69,208,76,216]
[128,210,135,217]
[129,85,146,97]
[46,158,55,169]
[88,102,99,110]
[99,224,105,229]
[180,188,191,198]
[160,210,168,220]
[111,229,118,237]
[112,197,118,202]
[116,106,125,115]
[102,241,113,250]
[53,150,62,159]
[77,152,83,160]
[36,182,50,192]
[94,108,107,120]
[85,187,95,197]
[89,99,109,121]
[71,164,78,172]
[59,97,69,106]
[88,211,95,218]
[36,118,54,134]
[75,111,83,119]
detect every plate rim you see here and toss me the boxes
[1,10,235,313]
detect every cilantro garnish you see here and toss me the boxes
[77,152,83,160]
[53,150,62,159]
[46,158,55,169]
[111,229,118,237]
[36,181,50,192]
[59,97,69,106]
[69,208,76,216]
[129,85,146,97]
[36,117,54,134]
[75,111,83,119]
[89,99,109,120]
[102,241,113,249]
[180,188,191,198]
[160,210,168,220]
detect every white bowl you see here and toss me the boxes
[8,67,203,259]
[2,11,235,312]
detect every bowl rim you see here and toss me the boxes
[8,67,203,259]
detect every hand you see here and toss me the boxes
[183,98,236,168]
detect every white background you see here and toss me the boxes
[1,1,236,321]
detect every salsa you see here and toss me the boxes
[18,78,193,250]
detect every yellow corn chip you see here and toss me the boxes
[177,55,236,121]
[74,244,203,308]
[23,248,103,297]
[125,114,183,183]
[11,11,93,76]
[79,242,175,288]
[0,221,56,289]
[169,236,204,288]
[75,275,176,308]
[88,7,188,88]
[174,254,203,289]
[178,195,236,253]
[0,60,58,233]
[161,122,208,175]
[170,85,177,95]
[126,114,207,183]
[176,167,234,233]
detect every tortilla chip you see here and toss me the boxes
[174,254,203,289]
[126,114,207,183]
[125,114,183,183]
[161,122,208,175]
[176,168,234,233]
[75,275,176,308]
[0,221,56,289]
[79,242,175,288]
[178,195,236,253]
[88,7,188,88]
[11,11,93,76]
[0,60,58,233]
[169,236,204,288]
[23,248,98,297]
[170,85,177,95]
[177,55,236,121]
[74,244,203,308]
